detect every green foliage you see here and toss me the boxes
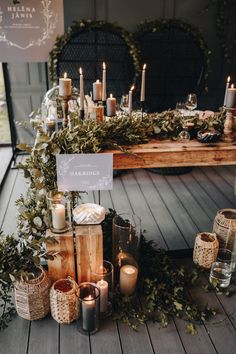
[19,110,225,193]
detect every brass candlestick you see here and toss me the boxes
[59,95,71,128]
[224,107,235,142]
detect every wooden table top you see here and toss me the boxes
[104,139,236,169]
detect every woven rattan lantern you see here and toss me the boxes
[213,209,236,249]
[14,267,50,321]
[50,278,78,324]
[193,232,219,269]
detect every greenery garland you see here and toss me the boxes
[49,19,141,84]
[135,18,211,92]
[18,110,225,193]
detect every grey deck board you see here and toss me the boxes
[147,320,186,354]
[28,317,59,354]
[118,321,154,354]
[0,316,29,354]
[148,171,199,248]
[192,168,235,209]
[1,160,236,353]
[133,169,187,250]
[60,322,90,354]
[121,172,167,249]
[90,319,122,354]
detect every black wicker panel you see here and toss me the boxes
[137,26,206,112]
[57,29,136,101]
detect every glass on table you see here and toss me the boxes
[120,94,129,113]
[185,93,197,112]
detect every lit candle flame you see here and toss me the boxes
[79,67,82,75]
[130,85,135,91]
[87,295,93,301]
[227,76,230,83]
[63,72,67,79]
[96,79,100,83]
[103,62,106,70]
[110,93,113,98]
[231,84,234,89]
[143,63,146,70]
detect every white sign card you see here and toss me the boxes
[56,154,113,192]
[0,0,64,62]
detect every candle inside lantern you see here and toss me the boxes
[128,85,135,116]
[59,72,72,97]
[223,76,231,106]
[46,118,56,133]
[97,279,108,312]
[120,265,138,295]
[93,80,102,102]
[140,63,146,102]
[106,93,116,117]
[82,294,96,332]
[79,67,85,110]
[225,84,236,108]
[52,204,66,230]
[102,62,107,102]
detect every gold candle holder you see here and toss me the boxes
[224,107,235,142]
[59,95,71,128]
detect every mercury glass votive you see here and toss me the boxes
[91,260,114,317]
[77,282,100,335]
[46,191,72,234]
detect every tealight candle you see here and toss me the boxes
[120,265,138,295]
[82,295,96,332]
[106,94,116,117]
[223,76,230,106]
[128,85,135,116]
[97,279,108,312]
[225,84,236,108]
[93,80,102,101]
[102,62,107,102]
[59,72,72,97]
[140,63,146,102]
[52,204,66,230]
[79,67,85,110]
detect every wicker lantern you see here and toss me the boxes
[193,232,219,269]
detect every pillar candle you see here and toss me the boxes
[223,76,231,106]
[128,85,134,116]
[120,265,138,295]
[82,295,96,332]
[52,204,66,230]
[79,67,85,110]
[97,279,108,312]
[59,72,72,97]
[93,80,102,101]
[140,64,146,102]
[225,84,236,108]
[102,62,107,102]
[106,94,116,116]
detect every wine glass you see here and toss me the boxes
[185,93,197,111]
[120,94,129,113]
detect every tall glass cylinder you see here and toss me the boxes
[46,191,72,234]
[77,282,100,334]
[112,213,141,271]
[91,260,113,317]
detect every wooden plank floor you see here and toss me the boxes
[1,162,236,353]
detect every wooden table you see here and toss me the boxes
[107,139,236,170]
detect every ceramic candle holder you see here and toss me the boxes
[46,191,72,234]
[77,282,100,335]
